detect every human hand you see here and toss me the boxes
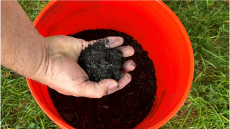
[36,35,135,98]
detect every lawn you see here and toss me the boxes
[1,1,229,129]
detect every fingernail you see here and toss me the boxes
[105,37,123,48]
[130,60,136,67]
[104,38,110,46]
[109,83,117,90]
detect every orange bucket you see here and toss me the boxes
[26,1,194,128]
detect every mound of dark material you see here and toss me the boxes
[48,29,157,129]
[78,40,124,82]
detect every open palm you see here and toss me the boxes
[39,35,135,98]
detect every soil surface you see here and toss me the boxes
[48,29,157,129]
[78,40,124,82]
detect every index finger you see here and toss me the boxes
[88,36,124,48]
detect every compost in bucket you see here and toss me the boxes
[48,29,157,129]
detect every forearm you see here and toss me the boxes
[1,1,47,79]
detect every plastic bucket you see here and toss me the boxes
[26,1,194,128]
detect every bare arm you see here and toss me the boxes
[1,1,47,79]
[1,1,136,98]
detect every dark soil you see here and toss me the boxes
[78,40,124,82]
[48,29,157,129]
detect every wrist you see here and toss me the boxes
[28,37,49,83]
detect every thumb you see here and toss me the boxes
[46,35,89,61]
[78,79,118,98]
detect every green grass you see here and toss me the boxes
[18,0,50,22]
[161,1,229,129]
[1,66,58,129]
[1,1,229,129]
[1,1,57,129]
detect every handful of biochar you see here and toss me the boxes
[78,39,125,82]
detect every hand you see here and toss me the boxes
[36,35,135,98]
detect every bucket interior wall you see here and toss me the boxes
[27,1,194,129]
